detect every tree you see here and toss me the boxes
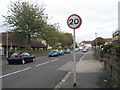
[3,1,74,49]
[59,33,73,48]
[38,24,73,48]
[92,37,105,47]
[38,24,60,48]
[4,1,47,49]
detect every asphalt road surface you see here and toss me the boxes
[2,51,85,88]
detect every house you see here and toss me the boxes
[0,32,47,55]
[79,38,112,50]
[112,30,120,45]
[104,38,112,45]
[79,41,92,49]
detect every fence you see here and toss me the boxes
[94,48,120,88]
[103,56,120,88]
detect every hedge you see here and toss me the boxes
[8,50,51,55]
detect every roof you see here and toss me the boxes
[79,41,92,45]
[104,38,112,41]
[1,32,46,48]
[31,39,46,48]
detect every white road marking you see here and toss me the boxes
[36,61,49,67]
[80,53,86,60]
[51,59,59,62]
[1,58,59,78]
[0,67,31,78]
[54,72,72,88]
[35,56,47,60]
[36,58,59,67]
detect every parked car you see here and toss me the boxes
[7,52,35,64]
[58,49,64,55]
[64,49,70,54]
[75,48,79,52]
[49,50,59,57]
[82,49,88,52]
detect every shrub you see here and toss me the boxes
[8,50,51,55]
[113,45,120,55]
[8,50,15,55]
[103,44,113,53]
[17,50,50,54]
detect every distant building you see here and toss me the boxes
[79,41,92,49]
[112,30,120,45]
[79,38,112,49]
[113,1,120,45]
[0,32,47,55]
[104,38,112,45]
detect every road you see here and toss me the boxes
[2,51,85,88]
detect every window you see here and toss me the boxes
[20,53,30,56]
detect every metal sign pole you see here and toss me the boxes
[73,29,76,86]
[67,14,82,87]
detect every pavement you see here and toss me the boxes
[57,52,112,89]
[0,52,113,89]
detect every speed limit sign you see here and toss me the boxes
[67,14,82,86]
[67,14,82,29]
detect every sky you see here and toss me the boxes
[0,0,120,43]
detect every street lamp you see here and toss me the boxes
[6,30,8,58]
[6,6,9,58]
[95,33,97,49]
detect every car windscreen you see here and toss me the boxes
[51,51,57,53]
[12,53,20,56]
[59,50,63,52]
[20,53,30,56]
[83,49,87,50]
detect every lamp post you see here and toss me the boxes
[6,31,8,58]
[6,6,9,58]
[95,33,97,49]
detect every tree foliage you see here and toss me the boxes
[4,1,47,49]
[4,1,73,49]
[59,33,73,47]
[39,25,73,48]
[92,37,105,46]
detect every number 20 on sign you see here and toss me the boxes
[67,14,82,29]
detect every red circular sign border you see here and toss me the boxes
[67,14,82,29]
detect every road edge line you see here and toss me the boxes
[54,52,87,89]
[80,53,86,61]
[0,67,31,78]
[54,71,72,89]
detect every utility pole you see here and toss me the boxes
[6,6,9,58]
[95,33,97,49]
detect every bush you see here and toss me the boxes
[103,44,113,53]
[8,50,51,55]
[8,50,15,55]
[18,50,50,54]
[113,45,120,55]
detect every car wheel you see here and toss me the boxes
[7,61,12,64]
[22,59,25,64]
[32,58,35,62]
